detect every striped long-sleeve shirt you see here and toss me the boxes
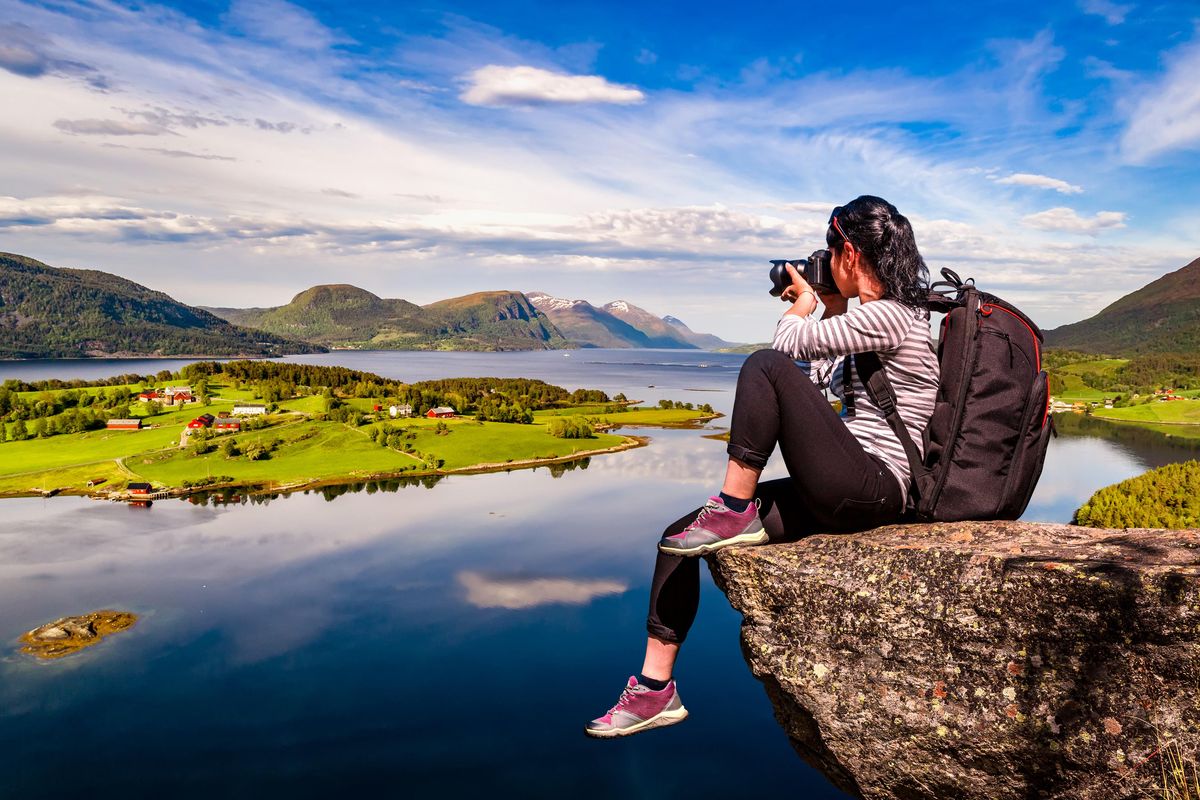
[772,299,939,502]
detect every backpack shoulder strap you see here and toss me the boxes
[855,351,925,503]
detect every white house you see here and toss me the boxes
[390,404,413,418]
[232,403,268,416]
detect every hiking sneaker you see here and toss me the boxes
[585,676,688,739]
[658,496,766,556]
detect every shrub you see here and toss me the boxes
[547,417,594,439]
[1074,461,1200,529]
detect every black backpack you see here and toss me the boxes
[858,269,1054,522]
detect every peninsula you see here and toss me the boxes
[0,361,718,498]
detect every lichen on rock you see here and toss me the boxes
[706,521,1200,800]
[19,610,138,659]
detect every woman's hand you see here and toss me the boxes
[782,263,819,317]
[816,287,848,318]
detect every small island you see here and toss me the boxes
[0,361,720,498]
[19,611,139,659]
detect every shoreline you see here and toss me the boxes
[1087,412,1200,427]
[0,432,665,501]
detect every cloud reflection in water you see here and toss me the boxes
[457,571,627,610]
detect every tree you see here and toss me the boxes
[190,429,211,455]
[547,417,594,439]
[243,442,269,460]
[220,438,239,459]
[10,419,27,441]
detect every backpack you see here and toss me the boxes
[857,268,1054,522]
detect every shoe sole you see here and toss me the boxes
[657,528,768,557]
[584,706,689,739]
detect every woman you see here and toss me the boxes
[586,195,940,738]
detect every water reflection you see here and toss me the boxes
[0,434,820,798]
[457,571,627,609]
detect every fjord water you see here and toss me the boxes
[2,351,1197,798]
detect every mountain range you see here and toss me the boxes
[0,253,320,359]
[205,286,568,352]
[1044,256,1200,355]
[0,251,741,359]
[526,292,735,349]
[204,286,737,351]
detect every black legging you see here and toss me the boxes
[646,348,904,644]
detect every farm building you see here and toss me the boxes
[213,419,242,431]
[137,391,160,402]
[128,483,152,495]
[390,404,413,418]
[426,406,456,419]
[187,414,216,429]
[232,404,268,416]
[106,419,143,430]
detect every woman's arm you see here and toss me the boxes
[772,300,915,361]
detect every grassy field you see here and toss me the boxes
[1051,358,1128,402]
[1091,398,1200,425]
[0,400,709,497]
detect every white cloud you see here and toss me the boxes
[53,118,169,136]
[460,65,646,106]
[223,0,346,51]
[1120,37,1200,163]
[1021,207,1127,233]
[457,571,627,609]
[994,172,1083,194]
[1079,0,1134,25]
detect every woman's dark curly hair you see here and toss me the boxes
[826,195,928,313]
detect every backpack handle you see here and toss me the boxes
[928,267,974,312]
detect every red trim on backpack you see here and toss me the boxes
[1042,373,1050,429]
[982,303,1041,372]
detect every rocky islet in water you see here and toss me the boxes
[18,611,139,660]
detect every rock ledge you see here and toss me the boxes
[708,521,1200,800]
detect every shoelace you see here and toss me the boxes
[607,685,641,715]
[682,500,722,532]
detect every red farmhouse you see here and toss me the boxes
[426,406,457,419]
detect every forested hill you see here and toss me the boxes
[206,286,570,351]
[1044,256,1200,354]
[0,253,322,359]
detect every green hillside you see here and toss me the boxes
[208,286,569,351]
[1044,257,1200,354]
[0,253,321,359]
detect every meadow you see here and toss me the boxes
[0,398,713,497]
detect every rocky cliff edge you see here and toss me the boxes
[707,521,1200,799]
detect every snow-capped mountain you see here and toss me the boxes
[528,292,737,349]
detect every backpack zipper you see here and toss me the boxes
[925,289,980,515]
[981,303,1041,372]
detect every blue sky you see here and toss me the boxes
[0,0,1197,342]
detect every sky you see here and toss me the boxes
[1,0,1198,343]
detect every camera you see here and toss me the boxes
[768,250,837,296]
